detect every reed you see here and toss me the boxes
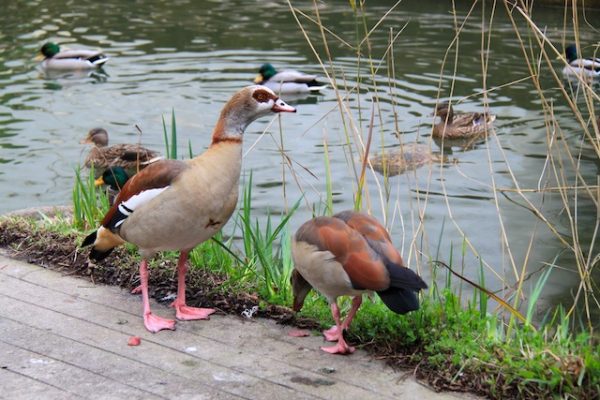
[72,165,109,230]
[238,172,300,303]
[280,0,599,329]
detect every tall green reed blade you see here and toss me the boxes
[162,115,170,158]
[323,138,333,216]
[278,228,294,303]
[170,109,177,160]
[526,264,554,325]
[446,245,453,290]
[478,258,488,318]
[162,109,178,160]
[354,100,375,211]
[188,139,194,159]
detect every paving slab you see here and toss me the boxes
[0,253,477,400]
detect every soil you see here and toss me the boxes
[0,217,323,329]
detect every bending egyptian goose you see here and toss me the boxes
[38,42,109,70]
[254,63,327,94]
[432,102,495,139]
[562,44,600,80]
[81,85,296,333]
[291,210,428,354]
[81,127,161,174]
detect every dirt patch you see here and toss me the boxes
[0,217,319,328]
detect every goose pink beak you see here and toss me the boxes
[272,98,296,113]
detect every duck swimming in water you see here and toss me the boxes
[254,63,326,94]
[38,42,109,70]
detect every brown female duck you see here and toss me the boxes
[81,128,161,173]
[432,102,495,139]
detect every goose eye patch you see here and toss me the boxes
[253,90,272,103]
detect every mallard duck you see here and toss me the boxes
[95,166,130,191]
[369,143,446,176]
[254,63,327,94]
[95,166,130,205]
[432,102,495,139]
[562,44,600,80]
[81,128,161,174]
[81,86,295,333]
[38,42,109,70]
[291,211,427,354]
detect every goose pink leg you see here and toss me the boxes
[321,298,362,355]
[323,296,362,342]
[139,259,175,333]
[170,251,215,320]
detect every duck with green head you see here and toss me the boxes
[254,63,326,94]
[95,166,130,205]
[38,42,109,70]
[562,43,600,80]
[96,166,130,191]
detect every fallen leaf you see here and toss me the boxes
[128,336,141,346]
[288,329,310,337]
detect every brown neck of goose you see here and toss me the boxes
[210,93,249,146]
[291,269,313,312]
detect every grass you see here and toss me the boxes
[72,165,110,230]
[3,201,598,399]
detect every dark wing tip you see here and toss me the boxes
[377,287,421,314]
[89,247,114,262]
[386,262,428,290]
[81,231,97,248]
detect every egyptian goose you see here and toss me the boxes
[432,102,495,139]
[562,44,600,80]
[254,63,327,94]
[81,127,161,174]
[291,210,428,355]
[81,85,296,333]
[38,42,109,70]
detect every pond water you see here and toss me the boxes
[1,0,598,320]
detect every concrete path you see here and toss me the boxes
[0,253,473,400]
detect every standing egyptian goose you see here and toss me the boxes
[291,211,427,354]
[254,63,327,94]
[81,85,296,333]
[38,42,109,70]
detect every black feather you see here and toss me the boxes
[377,287,420,314]
[377,263,427,314]
[89,247,114,262]
[81,231,97,248]
[387,262,428,290]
